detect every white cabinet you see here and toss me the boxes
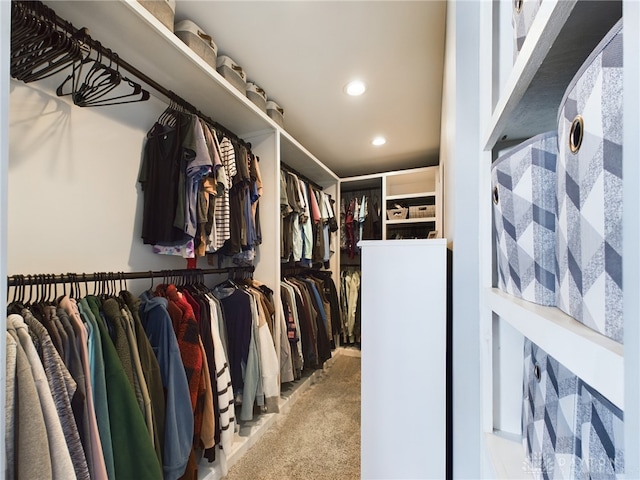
[359,239,447,480]
[478,0,638,477]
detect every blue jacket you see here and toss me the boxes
[139,291,194,480]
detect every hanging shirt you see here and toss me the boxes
[214,137,237,251]
[298,179,314,262]
[139,118,187,245]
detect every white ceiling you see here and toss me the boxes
[173,1,447,178]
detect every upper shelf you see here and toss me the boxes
[386,192,436,201]
[280,132,339,187]
[43,0,339,185]
[483,0,622,150]
[46,0,274,137]
[487,288,624,410]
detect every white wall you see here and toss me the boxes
[7,77,191,277]
[440,1,483,478]
[1,0,10,474]
[441,1,456,246]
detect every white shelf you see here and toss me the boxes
[44,0,280,138]
[386,218,436,225]
[487,288,624,410]
[386,192,435,201]
[484,432,531,480]
[279,131,339,187]
[483,0,622,150]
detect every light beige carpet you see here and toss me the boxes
[225,354,361,480]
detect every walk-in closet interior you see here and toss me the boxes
[3,0,638,479]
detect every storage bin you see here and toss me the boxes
[386,207,408,221]
[266,100,285,128]
[522,338,580,479]
[512,0,542,61]
[491,131,557,306]
[138,0,175,32]
[522,338,624,479]
[174,19,218,70]
[576,382,624,478]
[556,19,623,343]
[246,82,267,113]
[216,55,247,94]
[408,205,435,219]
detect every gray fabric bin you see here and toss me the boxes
[246,82,267,113]
[556,19,623,343]
[216,55,247,95]
[522,338,624,479]
[512,0,542,61]
[267,100,284,128]
[174,20,218,70]
[491,131,558,306]
[138,0,175,32]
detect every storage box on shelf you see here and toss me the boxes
[137,0,175,32]
[266,100,285,128]
[386,206,408,221]
[555,19,623,344]
[491,131,557,307]
[522,338,624,479]
[512,0,542,61]
[216,55,247,95]
[174,19,218,70]
[408,204,435,219]
[479,1,628,478]
[246,82,267,113]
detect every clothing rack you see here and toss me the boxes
[281,264,330,277]
[281,162,324,192]
[13,0,251,150]
[7,266,254,287]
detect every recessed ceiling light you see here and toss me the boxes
[372,136,386,146]
[345,80,366,96]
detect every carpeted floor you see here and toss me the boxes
[225,354,361,480]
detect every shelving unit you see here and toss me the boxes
[384,167,440,240]
[40,0,340,286]
[340,166,441,244]
[5,1,343,478]
[478,1,634,478]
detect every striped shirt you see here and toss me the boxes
[214,136,237,251]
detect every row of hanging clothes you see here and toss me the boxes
[340,268,362,346]
[280,269,342,376]
[340,188,382,259]
[140,101,262,268]
[280,167,338,268]
[5,268,283,480]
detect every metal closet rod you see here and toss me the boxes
[281,162,324,192]
[7,266,255,287]
[22,0,251,150]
